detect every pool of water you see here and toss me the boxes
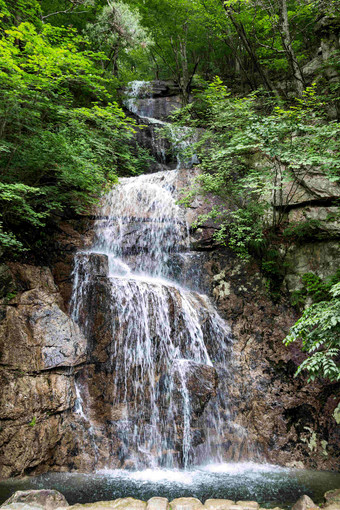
[0,463,339,508]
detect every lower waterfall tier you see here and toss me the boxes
[72,252,240,469]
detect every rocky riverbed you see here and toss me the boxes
[1,489,340,510]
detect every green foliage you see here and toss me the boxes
[283,219,323,243]
[291,270,340,306]
[174,78,339,263]
[0,12,145,256]
[284,282,340,382]
[28,416,37,427]
[214,203,266,260]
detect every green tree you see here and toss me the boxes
[284,282,340,382]
[0,13,143,256]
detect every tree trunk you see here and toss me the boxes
[221,1,279,96]
[277,0,305,97]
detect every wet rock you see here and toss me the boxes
[204,500,235,510]
[2,489,69,509]
[172,360,218,418]
[170,498,204,510]
[129,96,182,121]
[325,491,340,505]
[0,297,87,371]
[146,497,169,510]
[291,495,318,510]
[67,499,146,510]
[236,503,259,510]
[0,264,87,372]
[1,504,44,510]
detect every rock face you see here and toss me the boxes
[65,499,147,510]
[0,82,339,478]
[2,489,69,509]
[0,265,87,478]
[291,496,317,510]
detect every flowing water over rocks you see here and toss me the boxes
[125,81,200,171]
[71,168,246,469]
[0,80,339,483]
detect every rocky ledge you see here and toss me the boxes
[2,490,340,510]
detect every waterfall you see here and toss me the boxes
[71,82,248,471]
[125,80,199,169]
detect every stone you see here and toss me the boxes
[0,289,87,371]
[67,499,146,510]
[284,241,340,294]
[323,506,340,510]
[1,505,44,510]
[172,360,218,418]
[291,495,318,510]
[236,503,259,510]
[204,500,235,510]
[65,504,116,510]
[0,414,65,479]
[146,498,169,510]
[325,491,340,505]
[0,369,75,422]
[0,263,90,479]
[170,498,204,510]
[2,489,69,509]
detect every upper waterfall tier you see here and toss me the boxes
[124,81,200,170]
[92,170,189,277]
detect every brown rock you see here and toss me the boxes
[204,500,235,510]
[2,489,68,509]
[324,490,340,505]
[0,271,87,371]
[291,495,318,510]
[0,369,75,422]
[170,499,204,510]
[146,498,169,510]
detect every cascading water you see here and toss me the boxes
[71,82,249,471]
[125,80,199,169]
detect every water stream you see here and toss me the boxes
[71,169,236,469]
[70,83,244,470]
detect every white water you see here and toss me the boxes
[70,82,247,470]
[125,80,199,169]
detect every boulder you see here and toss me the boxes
[325,491,340,505]
[170,498,204,510]
[146,498,169,510]
[172,359,218,418]
[1,504,44,510]
[204,500,235,510]
[291,495,318,510]
[67,499,146,510]
[236,503,259,510]
[0,290,87,371]
[2,489,69,509]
